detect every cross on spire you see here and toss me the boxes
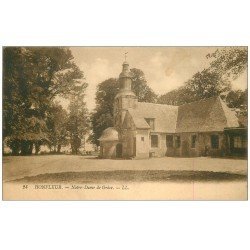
[125,52,128,61]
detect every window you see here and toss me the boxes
[141,137,144,142]
[242,137,247,148]
[233,136,247,148]
[211,135,219,149]
[191,135,197,148]
[175,136,181,148]
[151,135,158,147]
[145,118,155,130]
[234,136,241,148]
[166,135,173,147]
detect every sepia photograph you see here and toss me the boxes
[2,46,248,200]
[2,1,250,250]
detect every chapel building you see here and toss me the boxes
[99,61,247,159]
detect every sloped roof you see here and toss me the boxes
[99,127,119,141]
[175,96,239,133]
[219,98,240,128]
[127,96,239,133]
[128,102,178,133]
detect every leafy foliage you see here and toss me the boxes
[46,103,69,153]
[185,69,231,101]
[207,47,248,79]
[89,78,118,146]
[158,47,247,114]
[3,47,88,155]
[225,89,247,126]
[130,68,158,103]
[67,86,90,154]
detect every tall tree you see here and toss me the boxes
[67,85,89,154]
[3,47,85,155]
[185,68,231,101]
[89,78,118,146]
[46,103,69,153]
[131,68,158,103]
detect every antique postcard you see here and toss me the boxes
[2,46,248,200]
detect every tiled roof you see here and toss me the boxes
[128,96,239,133]
[128,102,178,132]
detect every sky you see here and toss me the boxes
[70,47,247,111]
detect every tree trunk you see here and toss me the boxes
[71,136,81,155]
[28,142,33,155]
[10,140,21,155]
[20,140,32,155]
[57,144,61,153]
[35,142,41,155]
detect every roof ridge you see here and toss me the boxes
[138,101,178,108]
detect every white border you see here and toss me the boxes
[0,0,249,250]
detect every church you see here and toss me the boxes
[99,60,247,159]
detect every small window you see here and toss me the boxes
[175,136,181,148]
[166,135,173,147]
[211,135,219,149]
[141,137,144,142]
[145,118,155,130]
[191,135,197,148]
[151,135,158,148]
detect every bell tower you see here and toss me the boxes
[114,57,137,129]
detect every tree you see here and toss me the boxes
[90,68,157,145]
[185,68,231,101]
[6,116,48,155]
[3,47,85,155]
[225,89,247,121]
[158,69,231,106]
[158,47,247,107]
[46,103,69,153]
[67,85,89,154]
[207,47,247,79]
[130,68,158,103]
[89,78,118,146]
[157,86,193,105]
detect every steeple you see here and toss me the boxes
[116,57,135,97]
[114,57,138,128]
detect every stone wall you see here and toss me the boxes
[173,132,225,157]
[100,141,117,159]
[136,129,150,159]
[149,132,226,158]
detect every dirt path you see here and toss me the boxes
[3,155,247,182]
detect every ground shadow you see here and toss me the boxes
[9,170,247,184]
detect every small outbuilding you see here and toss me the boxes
[99,127,121,158]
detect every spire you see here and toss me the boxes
[125,52,128,61]
[115,57,135,98]
[119,54,132,79]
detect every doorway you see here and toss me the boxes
[116,143,123,158]
[182,140,189,157]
